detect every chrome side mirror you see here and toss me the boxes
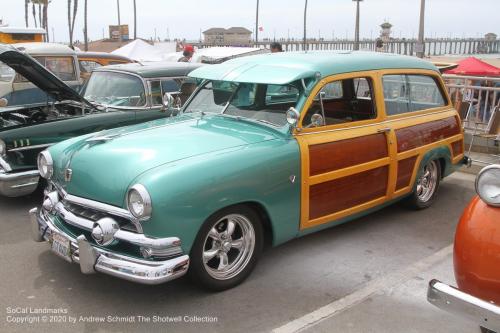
[286,107,300,127]
[310,113,324,127]
[162,92,175,109]
[0,98,8,107]
[162,93,181,115]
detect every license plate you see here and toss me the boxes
[51,232,72,263]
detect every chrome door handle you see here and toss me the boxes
[377,127,392,133]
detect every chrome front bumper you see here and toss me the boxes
[0,167,39,197]
[427,279,500,331]
[30,207,190,285]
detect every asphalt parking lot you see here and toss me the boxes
[0,171,479,333]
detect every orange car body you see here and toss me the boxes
[454,195,500,303]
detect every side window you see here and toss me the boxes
[161,79,181,93]
[382,75,410,115]
[407,75,446,111]
[383,74,446,116]
[45,57,77,81]
[303,77,376,128]
[150,80,163,106]
[79,60,102,73]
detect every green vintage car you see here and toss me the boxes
[0,44,201,197]
[30,51,467,290]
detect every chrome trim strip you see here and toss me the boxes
[294,109,455,136]
[0,156,12,172]
[30,208,189,285]
[113,230,180,250]
[427,279,500,331]
[8,143,53,152]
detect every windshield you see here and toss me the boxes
[184,80,301,127]
[83,71,146,107]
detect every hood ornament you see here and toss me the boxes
[64,168,73,182]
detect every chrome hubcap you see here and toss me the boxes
[416,160,438,202]
[202,214,255,280]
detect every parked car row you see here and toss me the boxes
[1,44,474,295]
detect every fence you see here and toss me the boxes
[443,74,500,132]
[195,38,500,56]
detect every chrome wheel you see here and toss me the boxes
[202,214,255,281]
[416,160,439,203]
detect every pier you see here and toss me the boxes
[194,38,500,56]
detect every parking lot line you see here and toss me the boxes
[272,244,453,333]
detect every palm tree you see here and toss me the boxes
[25,0,29,27]
[42,0,50,42]
[32,1,37,27]
[84,0,88,50]
[133,0,137,39]
[67,0,78,47]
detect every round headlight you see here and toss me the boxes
[475,164,500,207]
[127,184,152,220]
[37,150,53,179]
[0,139,6,156]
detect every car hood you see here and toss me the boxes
[0,44,86,104]
[51,113,283,206]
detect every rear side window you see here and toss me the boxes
[383,74,446,116]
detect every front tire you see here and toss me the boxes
[405,159,441,210]
[189,205,263,291]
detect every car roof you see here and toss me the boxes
[12,42,76,55]
[94,61,204,78]
[189,51,440,85]
[76,51,132,62]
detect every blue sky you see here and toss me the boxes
[1,0,498,42]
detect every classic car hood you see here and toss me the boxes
[52,114,283,206]
[0,44,86,103]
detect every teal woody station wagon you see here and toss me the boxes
[30,51,468,290]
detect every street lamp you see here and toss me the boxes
[255,0,259,46]
[416,0,426,58]
[353,0,363,51]
[303,0,308,51]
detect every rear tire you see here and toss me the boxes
[405,159,441,210]
[189,205,263,291]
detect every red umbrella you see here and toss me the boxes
[444,57,500,76]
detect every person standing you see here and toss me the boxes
[270,42,283,53]
[178,45,195,62]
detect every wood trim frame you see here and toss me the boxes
[294,68,464,231]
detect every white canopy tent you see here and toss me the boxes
[162,46,267,64]
[111,39,163,62]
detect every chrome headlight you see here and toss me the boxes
[37,150,54,179]
[127,184,152,220]
[0,139,5,157]
[475,165,500,207]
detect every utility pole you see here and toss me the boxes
[416,0,425,58]
[303,0,308,51]
[255,0,259,46]
[353,0,363,50]
[117,0,122,46]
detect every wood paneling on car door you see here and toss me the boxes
[309,133,388,176]
[396,116,461,153]
[396,156,418,190]
[309,166,389,219]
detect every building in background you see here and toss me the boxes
[0,25,46,44]
[203,27,252,46]
[380,22,393,43]
[485,33,497,42]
